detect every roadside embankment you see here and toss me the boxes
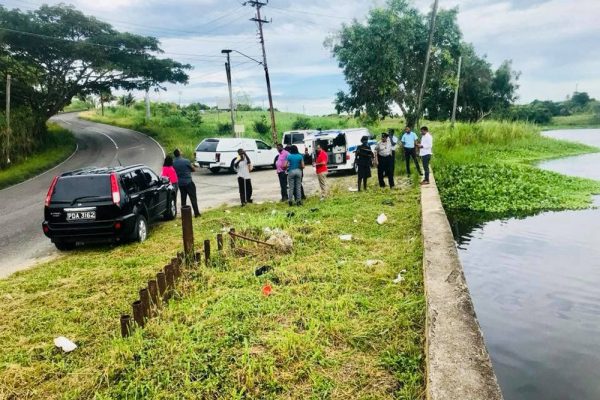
[421,173,503,400]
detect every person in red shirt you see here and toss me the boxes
[314,143,328,200]
[161,155,179,207]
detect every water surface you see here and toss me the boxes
[454,129,600,400]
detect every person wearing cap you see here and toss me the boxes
[354,135,374,191]
[374,133,395,188]
[401,126,423,176]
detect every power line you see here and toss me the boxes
[268,5,355,21]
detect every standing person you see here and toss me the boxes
[375,133,394,188]
[161,155,179,207]
[285,145,305,206]
[418,126,433,185]
[314,143,328,200]
[173,148,201,218]
[355,136,374,191]
[301,148,313,200]
[234,148,253,205]
[275,144,289,202]
[388,128,398,177]
[401,126,423,176]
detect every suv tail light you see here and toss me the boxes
[346,153,350,161]
[45,176,59,207]
[110,173,121,205]
[216,153,221,162]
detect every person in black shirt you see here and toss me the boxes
[354,136,374,191]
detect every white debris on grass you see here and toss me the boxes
[348,187,358,192]
[377,213,388,225]
[365,259,384,267]
[224,210,232,214]
[54,336,77,353]
[266,229,293,253]
[393,274,405,284]
[339,234,353,241]
[271,209,277,215]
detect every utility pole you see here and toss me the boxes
[451,56,462,127]
[145,90,151,123]
[415,0,439,130]
[221,50,236,137]
[246,0,278,144]
[5,74,11,165]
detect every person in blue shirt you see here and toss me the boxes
[173,148,201,217]
[285,145,305,206]
[401,126,423,176]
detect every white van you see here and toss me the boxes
[281,130,317,154]
[311,128,376,172]
[195,138,279,173]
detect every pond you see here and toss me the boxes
[451,129,600,400]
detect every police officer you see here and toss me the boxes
[374,133,394,188]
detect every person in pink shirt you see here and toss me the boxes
[275,144,289,202]
[161,155,179,206]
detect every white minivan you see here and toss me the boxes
[281,130,317,154]
[311,128,376,172]
[195,138,279,173]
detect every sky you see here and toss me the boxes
[3,0,600,114]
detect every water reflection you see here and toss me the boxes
[453,129,600,400]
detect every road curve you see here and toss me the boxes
[0,113,165,278]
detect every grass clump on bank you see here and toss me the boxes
[0,180,425,399]
[432,121,600,214]
[0,124,76,190]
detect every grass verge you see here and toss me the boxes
[0,124,76,190]
[0,178,424,399]
[430,120,600,214]
[543,114,600,130]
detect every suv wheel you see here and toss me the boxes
[54,241,75,251]
[133,215,148,243]
[164,197,177,220]
[209,167,221,174]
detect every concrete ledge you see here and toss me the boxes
[421,174,503,400]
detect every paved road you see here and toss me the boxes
[0,114,318,278]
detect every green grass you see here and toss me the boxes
[80,106,365,158]
[543,114,600,130]
[0,124,76,190]
[0,178,425,399]
[431,120,600,214]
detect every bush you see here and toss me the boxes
[160,115,188,128]
[291,116,313,130]
[253,115,271,135]
[217,123,232,135]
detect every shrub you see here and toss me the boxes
[160,115,188,128]
[291,116,312,130]
[253,115,271,135]
[217,123,232,135]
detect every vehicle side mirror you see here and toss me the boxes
[160,176,170,185]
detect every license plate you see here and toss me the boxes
[66,211,96,221]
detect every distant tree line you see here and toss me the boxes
[498,92,599,124]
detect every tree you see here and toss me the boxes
[119,93,135,107]
[570,92,591,109]
[99,90,115,116]
[0,4,190,134]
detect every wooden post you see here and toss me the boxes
[195,251,201,265]
[148,280,159,314]
[171,259,181,280]
[181,205,195,256]
[230,228,236,249]
[140,288,150,321]
[217,234,224,251]
[120,315,131,338]
[132,301,145,328]
[157,272,167,299]
[164,264,175,300]
[204,239,211,266]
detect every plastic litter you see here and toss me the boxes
[255,265,272,277]
[54,336,77,353]
[339,234,353,241]
[393,274,405,284]
[377,213,388,225]
[271,209,277,215]
[262,284,272,296]
[224,210,232,214]
[348,187,358,192]
[353,219,358,223]
[365,259,384,267]
[266,230,293,252]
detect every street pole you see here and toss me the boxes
[415,0,439,130]
[145,90,151,123]
[5,74,11,165]
[246,0,278,144]
[451,56,462,127]
[222,50,236,137]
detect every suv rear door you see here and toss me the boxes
[129,168,156,220]
[46,175,115,223]
[195,139,220,165]
[255,140,273,166]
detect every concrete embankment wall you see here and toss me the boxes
[421,174,504,400]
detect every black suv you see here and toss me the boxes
[42,164,177,250]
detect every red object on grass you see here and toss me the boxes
[262,284,272,296]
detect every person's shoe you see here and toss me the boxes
[194,214,201,218]
[288,201,294,206]
[420,180,430,185]
[248,199,253,204]
[241,203,246,207]
[418,171,423,176]
[296,201,303,206]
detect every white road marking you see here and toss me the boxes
[93,130,119,150]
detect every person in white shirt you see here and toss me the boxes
[374,133,395,188]
[234,148,253,205]
[418,126,433,185]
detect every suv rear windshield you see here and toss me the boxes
[51,175,111,204]
[196,139,219,152]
